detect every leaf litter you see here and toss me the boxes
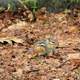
[0,8,80,80]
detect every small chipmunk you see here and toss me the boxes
[33,36,59,57]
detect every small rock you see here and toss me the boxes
[67,53,80,60]
[13,68,23,78]
[28,13,34,22]
[0,68,4,73]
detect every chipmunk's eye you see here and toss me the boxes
[40,43,45,46]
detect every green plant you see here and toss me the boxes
[0,6,5,12]
[0,0,80,13]
[7,0,16,11]
[22,0,38,13]
[69,0,80,3]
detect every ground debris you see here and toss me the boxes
[0,37,24,45]
[0,8,80,80]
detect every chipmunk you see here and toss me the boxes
[33,36,59,57]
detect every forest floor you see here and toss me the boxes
[0,8,80,80]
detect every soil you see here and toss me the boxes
[0,8,80,80]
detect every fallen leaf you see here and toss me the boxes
[0,37,24,45]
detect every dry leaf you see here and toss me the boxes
[0,37,24,45]
[8,21,27,30]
